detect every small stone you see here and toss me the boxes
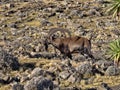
[78,11,87,18]
[84,69,93,78]
[59,71,71,80]
[61,60,72,67]
[5,3,15,9]
[87,77,95,84]
[67,74,76,83]
[76,62,92,74]
[41,19,53,26]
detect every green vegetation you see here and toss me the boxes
[108,39,120,66]
[107,0,120,19]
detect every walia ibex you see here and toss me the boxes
[44,27,94,60]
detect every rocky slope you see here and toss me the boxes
[0,0,120,90]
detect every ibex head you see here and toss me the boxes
[43,28,71,51]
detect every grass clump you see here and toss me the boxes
[107,0,120,19]
[108,39,120,66]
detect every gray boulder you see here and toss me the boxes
[105,66,120,76]
[68,72,82,83]
[24,76,54,90]
[0,48,19,72]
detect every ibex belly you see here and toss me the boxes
[68,44,83,53]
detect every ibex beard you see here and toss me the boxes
[44,36,94,60]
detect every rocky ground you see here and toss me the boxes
[0,0,120,90]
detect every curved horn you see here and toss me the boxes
[48,28,71,40]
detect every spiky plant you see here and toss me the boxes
[108,39,120,66]
[107,0,120,19]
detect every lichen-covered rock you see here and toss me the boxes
[83,69,94,78]
[0,48,20,72]
[12,83,24,90]
[76,62,92,74]
[105,66,120,76]
[24,76,54,90]
[94,60,113,72]
[68,72,82,83]
[29,67,44,78]
[59,71,71,80]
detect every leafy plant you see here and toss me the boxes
[107,0,120,19]
[108,39,120,66]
